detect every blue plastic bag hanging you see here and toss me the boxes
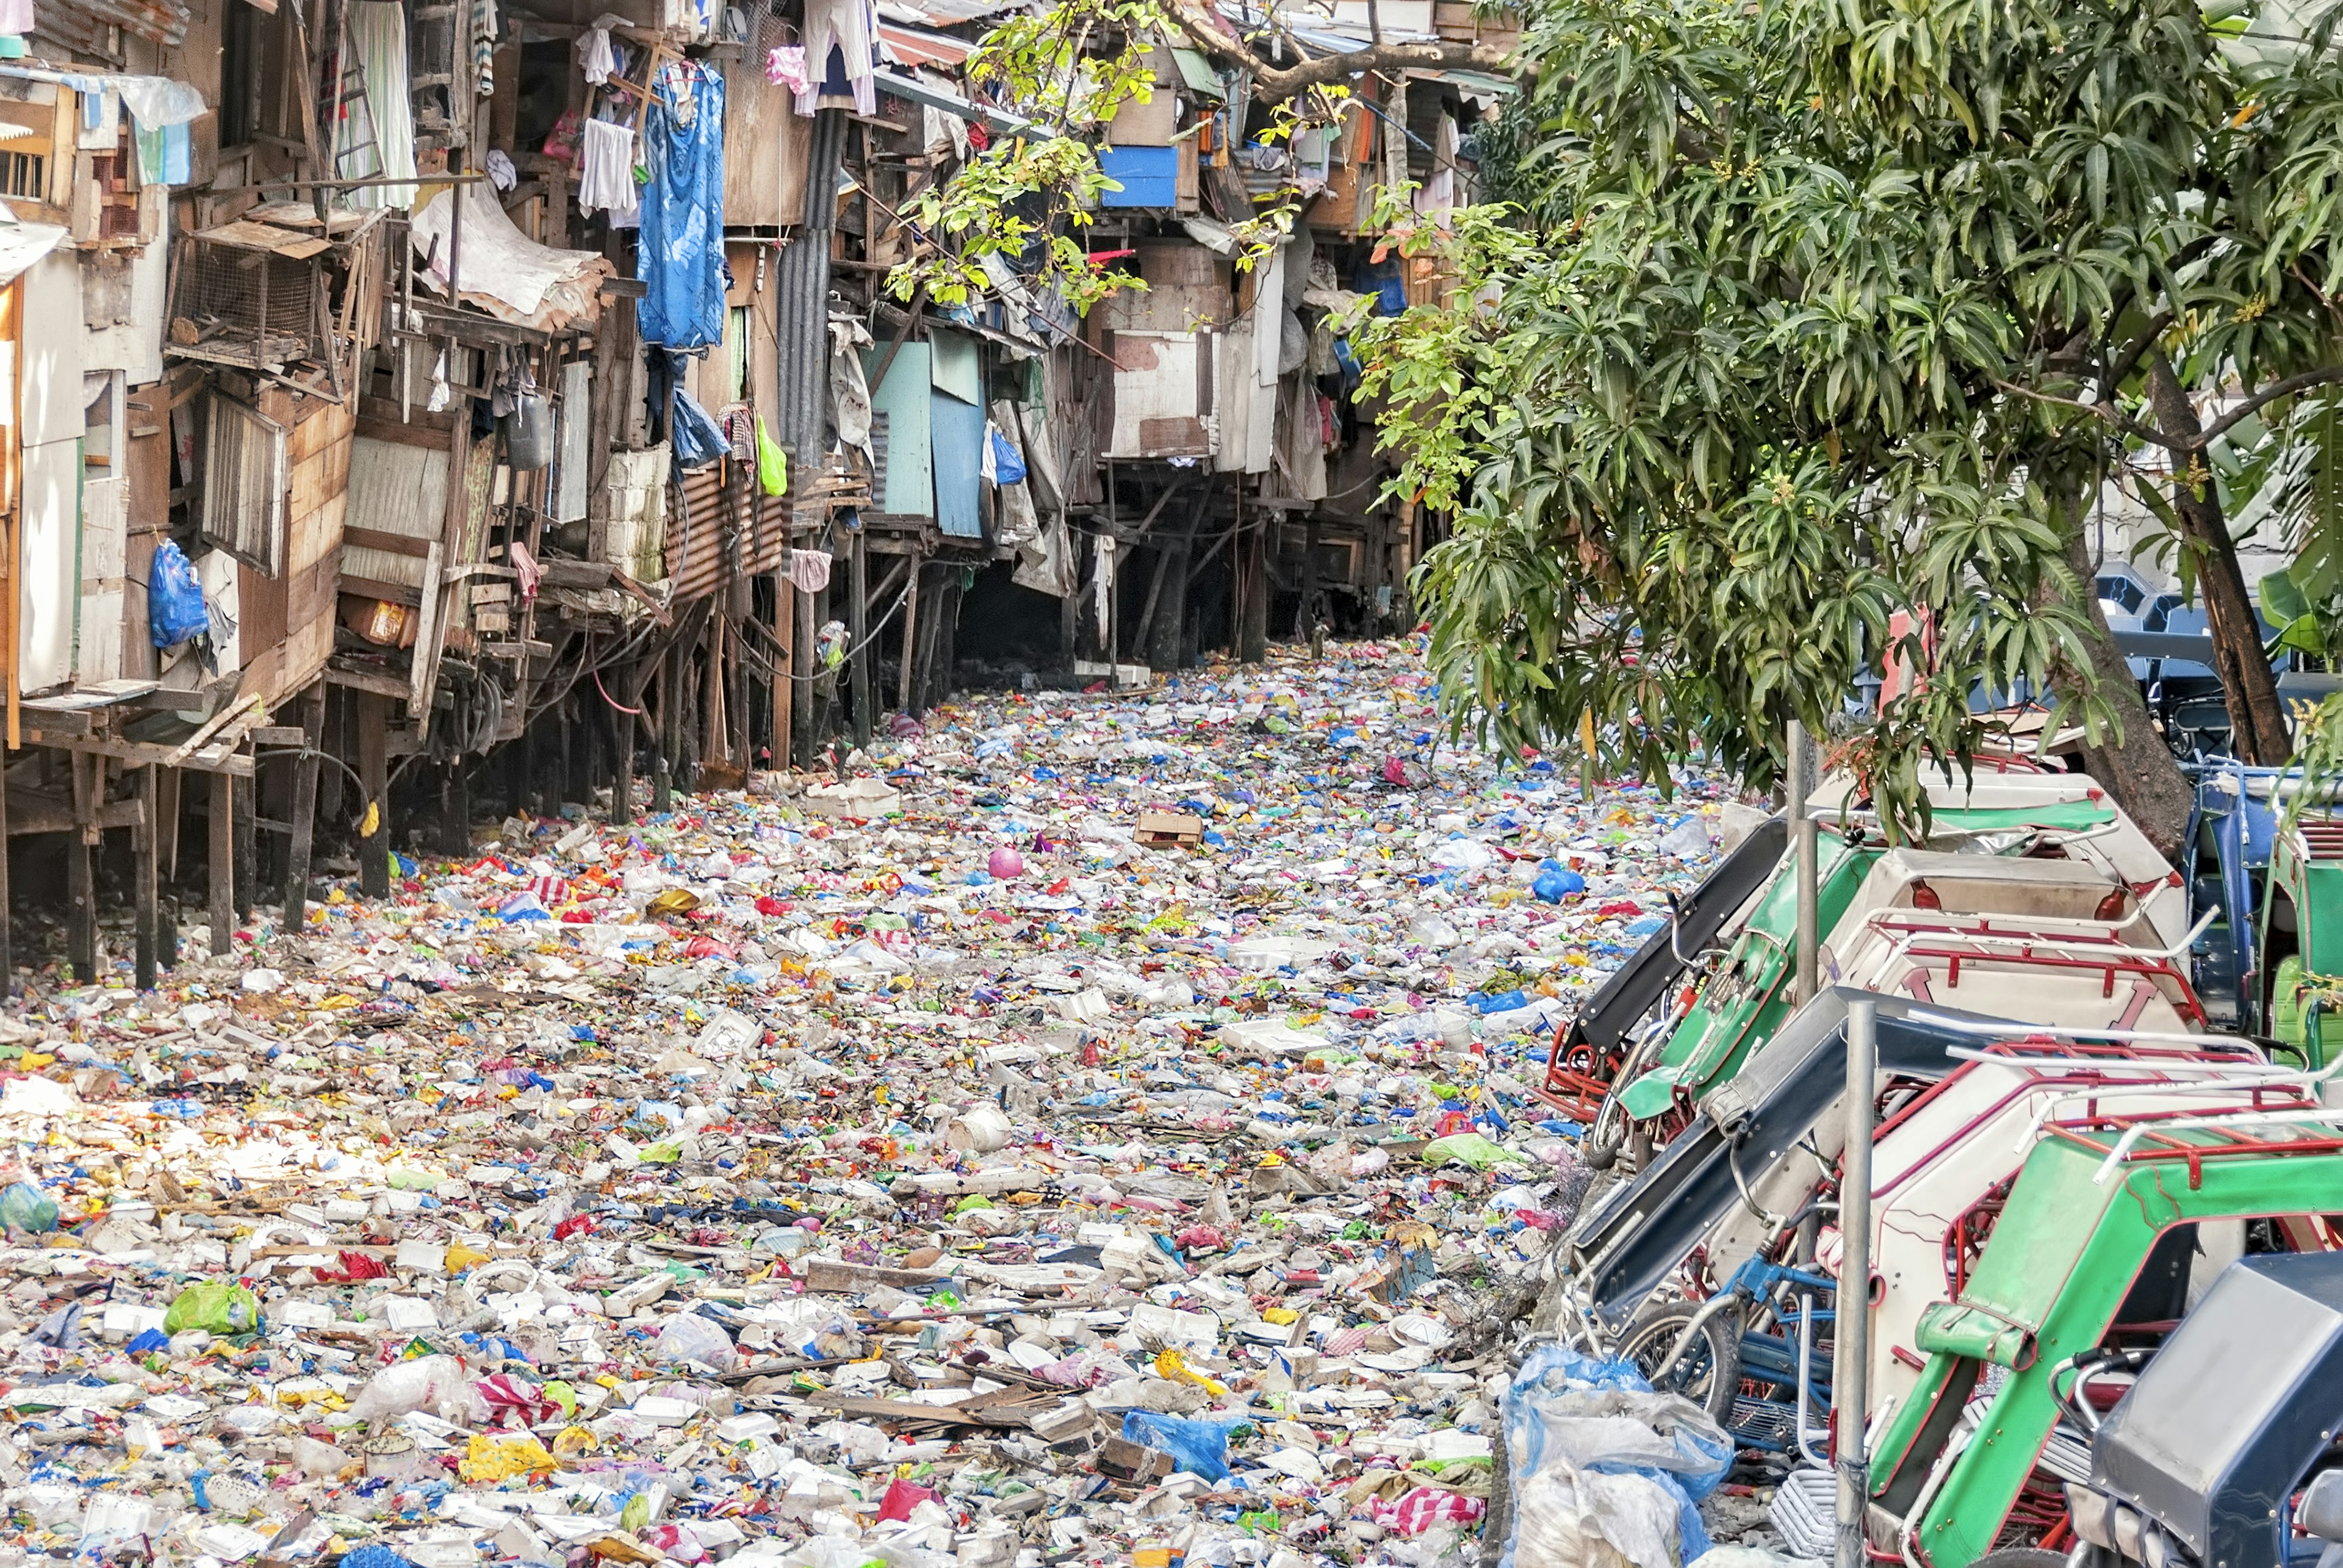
[670,385,730,470]
[985,424,1028,486]
[148,539,209,650]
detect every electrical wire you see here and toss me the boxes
[776,574,918,685]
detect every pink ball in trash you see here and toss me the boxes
[988,846,1026,880]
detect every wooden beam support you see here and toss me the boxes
[283,684,325,933]
[850,525,871,751]
[26,730,255,777]
[210,772,234,955]
[135,766,158,991]
[67,754,98,985]
[0,736,11,995]
[358,691,389,898]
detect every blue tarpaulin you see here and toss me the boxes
[638,62,726,350]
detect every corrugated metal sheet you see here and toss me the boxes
[342,434,448,591]
[774,107,847,464]
[668,466,793,603]
[35,0,189,53]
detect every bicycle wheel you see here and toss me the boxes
[1616,1298,1742,1425]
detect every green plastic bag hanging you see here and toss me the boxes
[164,1282,263,1336]
[755,417,788,497]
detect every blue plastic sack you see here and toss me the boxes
[671,386,730,470]
[988,426,1028,486]
[1121,1410,1247,1482]
[148,538,208,649]
[1534,861,1587,903]
[1500,1344,1733,1568]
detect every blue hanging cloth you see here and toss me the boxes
[637,60,726,350]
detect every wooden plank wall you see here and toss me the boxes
[236,396,353,708]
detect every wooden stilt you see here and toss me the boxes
[508,727,528,819]
[679,638,702,789]
[849,527,871,750]
[158,768,181,882]
[730,583,751,774]
[652,644,677,811]
[792,585,815,768]
[209,772,233,957]
[284,685,324,935]
[68,754,97,984]
[135,766,157,991]
[1298,514,1322,643]
[358,692,390,898]
[559,694,577,807]
[897,564,921,715]
[611,669,636,825]
[439,760,470,856]
[771,573,793,764]
[1239,490,1269,664]
[1152,531,1194,673]
[233,750,256,923]
[936,572,960,705]
[0,740,13,995]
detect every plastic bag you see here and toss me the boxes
[1535,863,1588,902]
[1657,817,1713,860]
[1501,1345,1735,1568]
[148,539,208,650]
[290,1436,353,1478]
[163,1282,261,1336]
[459,1431,557,1481]
[0,1181,56,1234]
[1121,1410,1247,1481]
[1508,1345,1733,1494]
[657,1309,738,1370]
[671,387,730,470]
[1512,1462,1684,1568]
[987,425,1027,486]
[757,416,789,495]
[348,1353,469,1426]
[1422,1132,1527,1170]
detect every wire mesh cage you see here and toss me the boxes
[166,234,325,370]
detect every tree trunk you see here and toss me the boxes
[2145,353,2292,764]
[2058,506,2194,862]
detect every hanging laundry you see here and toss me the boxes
[637,60,725,350]
[765,44,808,95]
[486,148,517,191]
[471,0,498,98]
[794,0,876,116]
[329,4,417,207]
[576,118,639,222]
[1092,533,1116,642]
[507,539,543,601]
[576,12,625,84]
[826,316,873,462]
[0,0,34,37]
[785,549,833,595]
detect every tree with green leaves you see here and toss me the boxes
[886,0,1512,312]
[1356,0,2343,852]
